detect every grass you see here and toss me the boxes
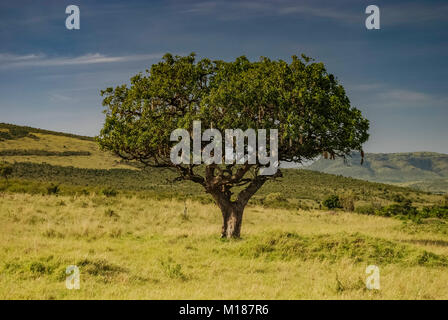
[0,131,134,170]
[1,123,448,299]
[1,192,448,299]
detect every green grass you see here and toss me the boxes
[1,123,448,299]
[1,192,448,299]
[1,162,444,210]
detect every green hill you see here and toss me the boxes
[307,152,448,193]
[1,123,446,211]
[0,123,134,169]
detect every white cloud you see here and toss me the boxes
[49,93,73,102]
[369,88,448,109]
[0,53,163,69]
[180,0,448,25]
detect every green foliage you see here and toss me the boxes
[0,162,442,211]
[159,257,187,280]
[101,187,118,197]
[98,52,369,169]
[419,206,448,219]
[376,200,417,217]
[0,162,13,181]
[355,205,376,215]
[323,195,342,209]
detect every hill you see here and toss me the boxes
[1,123,446,212]
[307,152,448,193]
[0,123,134,169]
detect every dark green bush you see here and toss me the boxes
[419,206,448,219]
[323,195,342,209]
[376,201,417,217]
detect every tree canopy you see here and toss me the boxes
[98,53,369,238]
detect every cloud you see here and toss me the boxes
[0,53,164,69]
[49,93,73,103]
[372,89,448,108]
[179,0,364,23]
[382,2,448,26]
[179,0,448,25]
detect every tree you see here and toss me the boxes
[0,163,13,183]
[98,53,369,238]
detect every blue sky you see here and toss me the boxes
[0,0,447,153]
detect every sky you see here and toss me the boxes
[0,0,447,154]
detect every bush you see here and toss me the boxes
[0,163,13,181]
[392,194,405,203]
[323,195,342,209]
[376,201,417,217]
[46,184,60,195]
[419,206,448,219]
[101,187,117,197]
[355,205,376,215]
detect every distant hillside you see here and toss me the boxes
[0,123,134,169]
[307,152,448,193]
[2,123,447,194]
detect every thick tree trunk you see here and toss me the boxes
[206,167,279,238]
[220,202,244,239]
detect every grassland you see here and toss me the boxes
[1,192,447,299]
[1,123,448,299]
[0,123,133,169]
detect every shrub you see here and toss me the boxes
[419,206,448,219]
[323,195,342,209]
[160,257,187,280]
[0,163,13,181]
[392,194,405,203]
[355,205,376,215]
[376,201,418,217]
[101,187,117,197]
[46,184,60,195]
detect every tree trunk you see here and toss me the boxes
[220,202,244,239]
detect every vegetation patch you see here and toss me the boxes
[239,232,448,267]
[0,149,91,156]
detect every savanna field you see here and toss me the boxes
[1,123,448,299]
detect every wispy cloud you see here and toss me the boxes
[354,86,448,109]
[179,0,448,25]
[0,53,163,69]
[179,0,359,22]
[382,2,448,25]
[49,93,73,103]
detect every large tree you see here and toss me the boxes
[98,53,369,238]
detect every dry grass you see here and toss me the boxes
[0,133,134,169]
[0,192,447,299]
